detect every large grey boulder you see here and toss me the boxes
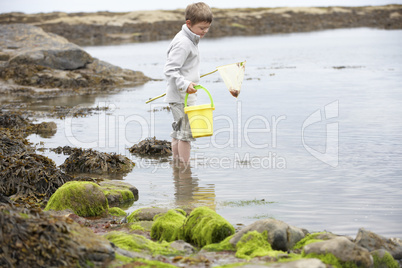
[0,24,149,92]
[303,237,373,267]
[355,228,402,260]
[1,24,92,70]
[229,219,305,251]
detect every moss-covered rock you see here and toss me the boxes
[99,180,138,207]
[230,218,305,251]
[104,231,178,256]
[371,249,399,268]
[151,209,186,242]
[109,207,126,217]
[235,231,285,260]
[182,206,235,248]
[293,232,327,250]
[44,181,108,217]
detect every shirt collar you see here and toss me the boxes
[182,24,200,45]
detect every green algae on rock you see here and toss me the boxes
[130,222,146,232]
[151,209,186,242]
[371,249,400,268]
[44,181,108,217]
[235,231,285,260]
[293,232,327,250]
[99,180,138,207]
[202,235,236,252]
[109,207,127,217]
[104,231,178,256]
[229,218,305,251]
[182,206,235,248]
[302,237,373,267]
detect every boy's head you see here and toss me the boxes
[185,2,213,38]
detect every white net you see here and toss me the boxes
[217,61,246,98]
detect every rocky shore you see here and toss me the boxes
[1,109,402,267]
[0,5,401,46]
[1,5,402,268]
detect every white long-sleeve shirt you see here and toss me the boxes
[164,24,200,105]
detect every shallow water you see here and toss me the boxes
[27,28,402,237]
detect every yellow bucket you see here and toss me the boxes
[184,85,215,138]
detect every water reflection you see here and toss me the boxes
[172,162,216,209]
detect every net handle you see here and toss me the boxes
[184,85,214,108]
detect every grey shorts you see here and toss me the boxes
[169,103,195,142]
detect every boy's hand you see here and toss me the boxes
[186,83,197,94]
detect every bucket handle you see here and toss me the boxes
[184,85,214,108]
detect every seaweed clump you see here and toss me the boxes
[151,209,187,242]
[128,137,172,157]
[182,206,235,247]
[60,147,135,175]
[0,204,114,267]
[0,129,74,204]
[0,111,34,133]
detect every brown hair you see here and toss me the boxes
[185,2,213,25]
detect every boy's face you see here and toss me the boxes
[186,21,211,38]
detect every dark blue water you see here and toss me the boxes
[28,28,402,238]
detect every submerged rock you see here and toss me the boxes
[230,218,305,251]
[34,121,57,137]
[44,181,109,217]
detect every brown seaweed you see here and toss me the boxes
[0,204,114,267]
[128,137,172,157]
[60,148,135,175]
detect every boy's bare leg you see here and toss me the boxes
[172,138,179,161]
[178,140,191,163]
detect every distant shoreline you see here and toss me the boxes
[1,5,402,46]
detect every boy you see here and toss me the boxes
[164,2,213,164]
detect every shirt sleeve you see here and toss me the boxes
[164,45,191,92]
